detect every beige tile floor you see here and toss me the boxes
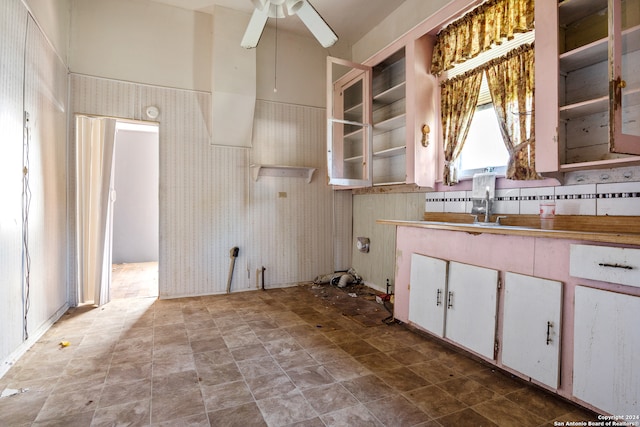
[110,262,158,300]
[0,264,599,426]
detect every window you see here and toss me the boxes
[457,102,509,177]
[442,31,534,179]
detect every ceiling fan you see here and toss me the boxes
[241,0,338,49]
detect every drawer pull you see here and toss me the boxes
[598,262,634,270]
[447,291,453,309]
[436,289,442,306]
[546,321,553,345]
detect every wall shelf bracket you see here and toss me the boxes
[250,164,317,183]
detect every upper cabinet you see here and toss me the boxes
[327,35,438,188]
[536,0,640,172]
[327,57,373,187]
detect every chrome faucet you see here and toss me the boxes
[484,188,491,223]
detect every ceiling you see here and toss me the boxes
[147,0,408,46]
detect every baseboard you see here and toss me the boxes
[0,302,70,380]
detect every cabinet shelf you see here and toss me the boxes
[560,24,640,72]
[558,0,607,27]
[559,38,608,73]
[374,113,406,134]
[345,102,363,118]
[373,180,405,187]
[250,164,317,183]
[560,87,640,121]
[374,145,406,158]
[559,156,640,172]
[344,128,364,140]
[344,155,364,163]
[559,95,608,120]
[373,81,406,104]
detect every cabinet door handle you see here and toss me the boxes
[546,321,553,345]
[447,291,453,309]
[436,289,442,306]
[598,262,634,270]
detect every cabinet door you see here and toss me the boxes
[541,0,640,171]
[408,253,447,337]
[609,0,640,154]
[502,272,563,389]
[446,261,499,360]
[574,286,640,415]
[533,0,560,172]
[327,56,372,187]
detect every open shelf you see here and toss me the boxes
[250,164,317,183]
[560,25,640,72]
[560,156,640,171]
[559,0,607,28]
[560,37,608,72]
[373,113,406,134]
[344,102,363,119]
[374,145,406,158]
[373,82,406,105]
[560,95,608,120]
[344,155,364,163]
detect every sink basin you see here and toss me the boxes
[468,222,535,230]
[421,220,534,230]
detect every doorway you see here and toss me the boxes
[110,120,159,299]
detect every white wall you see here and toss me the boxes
[24,0,71,64]
[112,127,159,264]
[352,0,452,63]
[256,26,329,107]
[69,0,212,91]
[66,0,343,298]
[1,0,69,373]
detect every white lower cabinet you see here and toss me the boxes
[408,253,447,337]
[446,261,499,360]
[573,286,640,416]
[409,254,498,360]
[502,272,563,389]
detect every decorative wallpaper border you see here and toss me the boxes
[426,192,640,202]
[425,182,640,216]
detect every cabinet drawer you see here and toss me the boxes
[569,244,640,288]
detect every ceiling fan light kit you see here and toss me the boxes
[241,0,338,49]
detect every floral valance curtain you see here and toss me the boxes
[440,43,537,183]
[431,0,534,76]
[485,43,539,180]
[441,69,483,185]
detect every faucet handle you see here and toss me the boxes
[470,215,479,223]
[495,216,508,225]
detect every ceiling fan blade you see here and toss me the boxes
[295,1,338,48]
[241,6,269,49]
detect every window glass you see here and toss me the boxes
[458,101,509,174]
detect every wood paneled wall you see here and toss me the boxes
[352,192,425,292]
[69,78,345,298]
[1,1,69,370]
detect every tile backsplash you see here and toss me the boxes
[426,182,640,216]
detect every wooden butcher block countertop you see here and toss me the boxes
[377,213,640,246]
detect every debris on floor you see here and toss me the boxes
[306,276,395,327]
[1,388,29,399]
[313,268,362,288]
